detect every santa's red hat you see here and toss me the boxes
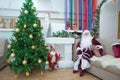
[50,45,54,49]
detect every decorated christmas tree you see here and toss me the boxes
[6,0,49,78]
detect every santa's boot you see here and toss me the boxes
[48,67,52,71]
[80,70,85,77]
[73,70,78,73]
[54,65,58,71]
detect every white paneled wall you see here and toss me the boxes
[0,0,64,19]
[0,0,120,39]
[0,0,66,40]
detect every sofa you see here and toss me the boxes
[86,38,120,80]
[0,37,7,70]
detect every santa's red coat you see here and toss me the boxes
[47,52,59,69]
[73,37,104,71]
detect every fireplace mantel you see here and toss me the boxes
[45,37,74,44]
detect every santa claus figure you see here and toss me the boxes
[47,45,59,71]
[73,30,104,77]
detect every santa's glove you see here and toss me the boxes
[96,45,103,49]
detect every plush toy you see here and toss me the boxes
[90,45,102,57]
[47,45,59,71]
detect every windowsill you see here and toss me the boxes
[63,30,83,33]
[0,28,14,31]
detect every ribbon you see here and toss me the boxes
[88,0,92,30]
[69,0,73,29]
[79,0,82,30]
[83,0,88,30]
[74,0,79,29]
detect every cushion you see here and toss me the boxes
[91,60,120,75]
[91,60,103,68]
[112,43,120,58]
[91,55,120,69]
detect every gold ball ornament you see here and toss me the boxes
[31,45,35,49]
[14,74,18,79]
[6,59,11,63]
[38,34,40,36]
[29,3,31,5]
[31,6,35,9]
[15,39,17,42]
[40,71,44,75]
[46,61,49,64]
[44,43,47,46]
[7,44,11,49]
[29,34,33,39]
[25,72,30,77]
[34,12,37,15]
[22,60,27,65]
[16,28,20,33]
[24,10,28,14]
[33,23,37,28]
[23,24,27,28]
[10,53,15,58]
[38,59,42,64]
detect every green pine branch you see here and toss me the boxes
[91,0,107,36]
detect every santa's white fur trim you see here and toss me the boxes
[112,43,120,46]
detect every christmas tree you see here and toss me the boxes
[6,0,49,78]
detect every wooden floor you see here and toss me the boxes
[0,66,101,80]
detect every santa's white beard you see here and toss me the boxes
[50,51,56,63]
[50,51,56,56]
[80,37,92,49]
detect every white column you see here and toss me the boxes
[58,44,73,68]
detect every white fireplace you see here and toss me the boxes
[45,37,75,68]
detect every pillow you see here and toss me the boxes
[112,43,120,58]
[90,45,102,57]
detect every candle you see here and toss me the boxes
[88,0,92,30]
[79,0,82,30]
